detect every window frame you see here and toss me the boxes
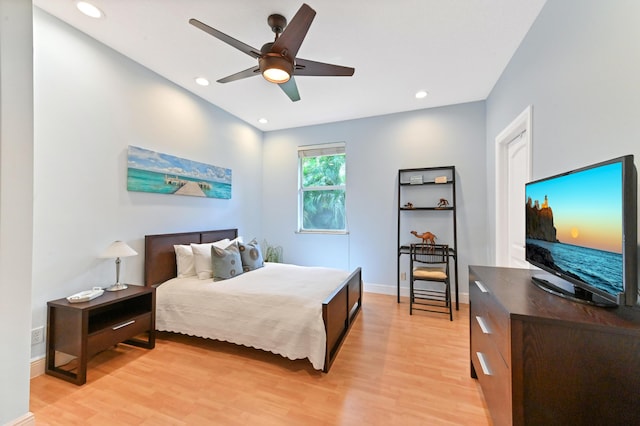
[297,142,347,234]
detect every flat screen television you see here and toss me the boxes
[525,155,637,307]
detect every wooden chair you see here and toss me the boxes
[409,243,452,320]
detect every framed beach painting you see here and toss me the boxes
[127,146,231,199]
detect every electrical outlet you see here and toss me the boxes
[31,326,44,345]
[400,272,407,281]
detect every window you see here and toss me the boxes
[298,143,347,233]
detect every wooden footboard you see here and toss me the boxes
[322,267,362,372]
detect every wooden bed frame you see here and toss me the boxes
[144,228,362,372]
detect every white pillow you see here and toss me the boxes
[174,244,196,278]
[191,239,231,279]
[229,236,243,246]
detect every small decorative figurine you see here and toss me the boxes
[411,230,437,245]
[437,198,449,208]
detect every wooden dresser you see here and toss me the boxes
[469,265,640,425]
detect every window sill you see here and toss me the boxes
[296,230,349,235]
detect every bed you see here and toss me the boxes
[144,228,362,372]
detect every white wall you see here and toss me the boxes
[30,10,264,361]
[262,102,488,298]
[485,0,640,267]
[0,1,34,423]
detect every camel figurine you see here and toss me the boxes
[411,230,437,245]
[437,198,449,208]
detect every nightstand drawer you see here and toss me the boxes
[88,312,152,357]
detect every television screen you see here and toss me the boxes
[525,155,637,307]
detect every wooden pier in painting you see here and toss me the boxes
[174,181,206,197]
[164,175,212,191]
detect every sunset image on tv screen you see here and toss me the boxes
[526,161,623,295]
[526,162,622,253]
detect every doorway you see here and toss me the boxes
[495,106,532,267]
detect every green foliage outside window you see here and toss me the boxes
[300,154,346,231]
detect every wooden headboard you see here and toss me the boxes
[144,228,238,287]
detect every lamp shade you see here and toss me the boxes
[100,241,138,259]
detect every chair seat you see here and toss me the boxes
[413,266,447,280]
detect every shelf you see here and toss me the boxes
[397,166,458,310]
[88,294,153,333]
[399,180,455,186]
[400,207,454,211]
[400,166,454,173]
[398,245,456,257]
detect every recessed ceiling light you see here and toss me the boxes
[415,90,428,99]
[258,118,268,124]
[195,77,210,86]
[76,1,104,18]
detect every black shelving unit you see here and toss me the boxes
[397,166,459,310]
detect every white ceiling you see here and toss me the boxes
[33,0,546,131]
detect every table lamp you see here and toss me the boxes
[100,240,138,291]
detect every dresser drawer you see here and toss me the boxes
[87,312,152,357]
[470,279,511,366]
[471,316,512,426]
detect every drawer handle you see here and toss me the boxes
[475,316,490,334]
[112,320,135,330]
[476,352,492,376]
[474,280,488,293]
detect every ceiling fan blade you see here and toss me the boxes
[278,77,301,102]
[272,4,316,59]
[294,58,355,77]
[189,18,261,59]
[217,66,261,83]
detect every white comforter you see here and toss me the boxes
[155,262,350,370]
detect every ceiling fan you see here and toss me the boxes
[189,3,355,102]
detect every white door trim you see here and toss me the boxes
[495,105,532,266]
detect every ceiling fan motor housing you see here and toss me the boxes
[259,53,294,83]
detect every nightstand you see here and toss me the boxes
[45,285,155,385]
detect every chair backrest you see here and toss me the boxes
[410,244,449,265]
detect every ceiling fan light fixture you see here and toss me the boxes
[76,1,103,18]
[263,68,290,84]
[260,54,293,84]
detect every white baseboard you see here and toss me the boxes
[30,356,45,379]
[6,412,35,426]
[363,282,469,304]
[363,282,405,296]
[31,352,78,379]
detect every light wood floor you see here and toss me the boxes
[30,293,491,425]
